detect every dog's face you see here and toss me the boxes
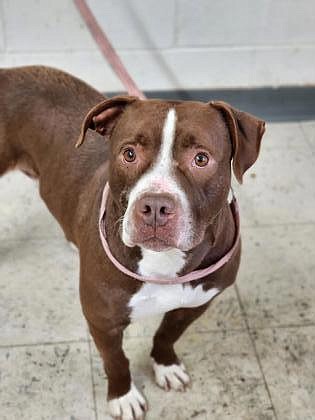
[110,101,233,252]
[78,97,265,252]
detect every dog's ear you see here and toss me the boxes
[210,101,265,184]
[76,95,137,148]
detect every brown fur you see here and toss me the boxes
[0,66,265,415]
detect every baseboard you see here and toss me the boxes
[106,87,315,122]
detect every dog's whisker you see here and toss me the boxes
[114,215,124,228]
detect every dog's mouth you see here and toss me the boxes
[141,236,174,252]
[127,220,181,251]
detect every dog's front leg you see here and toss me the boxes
[150,304,209,392]
[88,322,147,419]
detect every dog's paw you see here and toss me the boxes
[152,359,190,391]
[108,383,147,420]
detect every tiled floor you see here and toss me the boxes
[0,120,314,419]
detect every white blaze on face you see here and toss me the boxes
[121,108,193,256]
[156,108,177,179]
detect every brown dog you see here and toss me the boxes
[0,66,265,419]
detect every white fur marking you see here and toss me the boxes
[138,247,186,278]
[152,360,190,391]
[158,108,177,173]
[122,108,193,251]
[108,382,147,420]
[129,284,220,321]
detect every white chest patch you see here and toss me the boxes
[129,283,220,321]
[138,247,186,278]
[129,245,220,320]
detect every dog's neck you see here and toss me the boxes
[104,188,236,280]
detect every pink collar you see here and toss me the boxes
[99,183,240,285]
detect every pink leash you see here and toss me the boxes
[74,0,146,99]
[74,2,241,284]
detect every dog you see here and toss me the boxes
[0,66,265,419]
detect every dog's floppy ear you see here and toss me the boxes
[76,95,137,148]
[210,101,265,184]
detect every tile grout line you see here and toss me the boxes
[124,327,248,338]
[297,120,315,151]
[299,121,315,152]
[0,338,88,349]
[123,323,315,342]
[2,322,312,351]
[234,284,279,420]
[87,335,99,420]
[1,234,74,245]
[240,221,315,229]
[0,0,7,50]
[249,322,315,331]
[173,0,179,47]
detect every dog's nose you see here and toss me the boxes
[136,194,176,227]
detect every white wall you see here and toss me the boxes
[0,0,314,92]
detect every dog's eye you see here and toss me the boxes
[194,152,209,167]
[123,148,136,163]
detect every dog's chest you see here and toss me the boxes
[129,283,220,320]
[128,248,220,320]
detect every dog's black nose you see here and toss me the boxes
[136,194,176,227]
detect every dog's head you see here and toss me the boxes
[77,97,265,252]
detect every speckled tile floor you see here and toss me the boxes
[1,120,314,419]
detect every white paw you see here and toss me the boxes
[152,359,190,391]
[108,383,147,420]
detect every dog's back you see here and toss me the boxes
[0,66,105,170]
[0,66,107,240]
